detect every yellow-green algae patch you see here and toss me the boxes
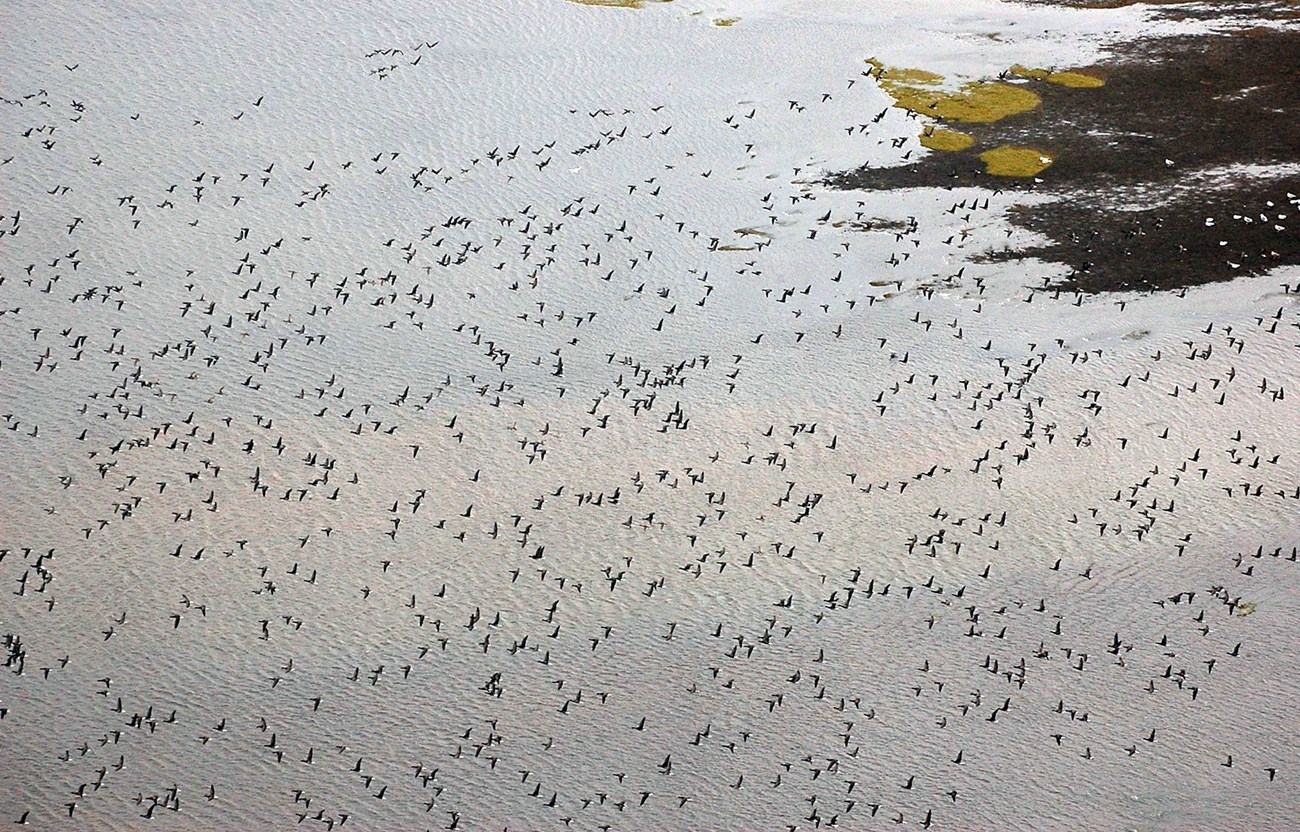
[566,0,670,8]
[919,128,975,151]
[867,58,1040,123]
[1010,64,1051,81]
[979,145,1053,176]
[1047,70,1104,88]
[1012,65,1105,88]
[867,60,944,86]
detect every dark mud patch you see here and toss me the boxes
[825,16,1300,293]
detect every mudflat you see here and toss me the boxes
[827,8,1300,293]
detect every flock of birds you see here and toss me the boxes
[2,3,1299,830]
